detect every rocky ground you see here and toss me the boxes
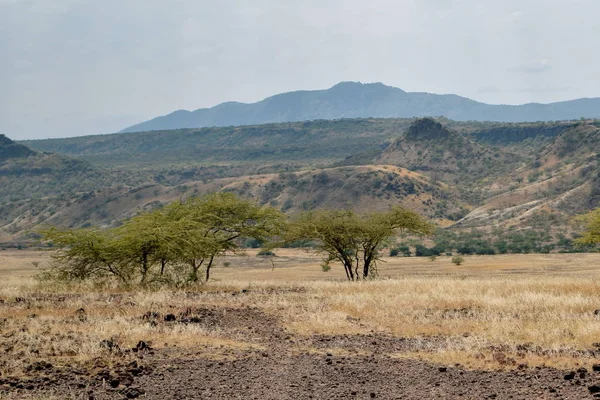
[2,306,600,399]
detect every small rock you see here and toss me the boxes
[564,371,575,380]
[134,341,151,352]
[119,387,144,399]
[142,311,160,320]
[99,339,119,352]
[438,367,447,372]
[164,314,176,322]
[75,308,87,322]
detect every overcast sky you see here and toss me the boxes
[2,0,599,140]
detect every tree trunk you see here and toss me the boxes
[205,255,216,282]
[140,253,149,284]
[189,259,201,282]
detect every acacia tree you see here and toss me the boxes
[575,208,600,246]
[169,193,285,282]
[285,206,433,281]
[39,227,133,284]
[40,193,284,285]
[115,207,184,284]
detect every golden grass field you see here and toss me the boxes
[1,248,600,376]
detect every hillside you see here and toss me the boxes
[23,118,584,170]
[0,134,35,161]
[457,123,600,228]
[0,137,146,241]
[374,119,523,184]
[0,164,465,242]
[5,118,600,244]
[120,82,600,133]
[22,119,415,168]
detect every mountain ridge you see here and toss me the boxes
[120,82,600,133]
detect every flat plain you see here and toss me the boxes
[2,250,600,399]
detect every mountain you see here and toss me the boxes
[120,82,600,133]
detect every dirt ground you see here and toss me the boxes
[2,305,600,400]
[2,250,600,399]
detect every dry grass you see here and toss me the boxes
[1,250,600,373]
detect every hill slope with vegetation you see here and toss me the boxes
[4,118,600,246]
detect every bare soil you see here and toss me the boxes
[3,305,600,400]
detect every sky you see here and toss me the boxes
[2,0,600,140]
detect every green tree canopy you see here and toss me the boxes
[164,192,285,282]
[284,206,433,281]
[40,193,284,286]
[39,227,133,284]
[575,208,600,246]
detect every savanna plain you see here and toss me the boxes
[2,250,600,399]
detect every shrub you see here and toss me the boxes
[257,249,276,256]
[321,263,331,272]
[452,256,465,266]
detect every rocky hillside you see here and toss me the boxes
[457,123,600,228]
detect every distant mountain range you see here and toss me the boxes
[121,82,600,133]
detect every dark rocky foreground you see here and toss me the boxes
[3,306,600,399]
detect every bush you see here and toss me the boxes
[321,263,331,272]
[428,255,437,262]
[257,249,276,256]
[389,248,399,257]
[415,245,433,257]
[451,256,464,266]
[397,245,411,257]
